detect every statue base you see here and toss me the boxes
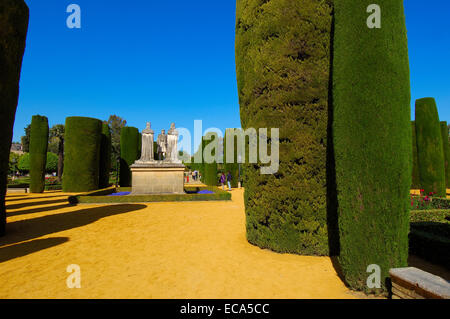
[130,161,185,195]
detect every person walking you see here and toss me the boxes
[227,171,232,191]
[220,172,226,190]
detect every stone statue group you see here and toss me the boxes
[136,122,181,164]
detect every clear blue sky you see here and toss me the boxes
[13,0,450,148]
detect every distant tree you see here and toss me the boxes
[20,124,30,152]
[45,152,58,173]
[106,115,127,162]
[9,152,20,175]
[49,124,65,182]
[18,152,57,173]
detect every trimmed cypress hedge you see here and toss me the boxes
[99,123,112,189]
[236,0,333,255]
[68,186,231,204]
[333,1,411,293]
[29,115,49,193]
[440,122,450,188]
[202,133,218,186]
[224,128,240,188]
[415,98,446,197]
[63,117,102,192]
[0,0,29,236]
[119,126,140,187]
[411,121,421,189]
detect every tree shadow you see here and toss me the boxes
[5,194,68,202]
[7,203,74,217]
[0,237,69,263]
[0,204,147,247]
[6,198,69,210]
[326,10,344,287]
[326,10,340,258]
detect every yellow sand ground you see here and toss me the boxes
[0,189,359,299]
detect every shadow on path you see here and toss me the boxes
[6,198,69,210]
[0,237,69,263]
[0,204,147,247]
[5,195,68,202]
[7,203,74,217]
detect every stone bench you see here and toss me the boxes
[389,267,450,299]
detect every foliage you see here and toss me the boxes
[49,124,65,180]
[440,122,450,188]
[415,98,446,197]
[106,115,127,163]
[333,0,411,293]
[8,152,20,174]
[236,0,333,256]
[68,186,231,204]
[119,126,140,187]
[0,0,29,236]
[63,116,102,192]
[20,124,30,153]
[202,132,218,186]
[45,152,58,173]
[411,122,420,189]
[29,115,49,193]
[223,129,241,188]
[99,123,112,188]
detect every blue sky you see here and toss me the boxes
[13,1,450,150]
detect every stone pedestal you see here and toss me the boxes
[130,162,185,195]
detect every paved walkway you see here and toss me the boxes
[0,189,357,299]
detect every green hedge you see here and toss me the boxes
[63,117,102,192]
[0,0,29,236]
[29,116,49,193]
[119,126,140,187]
[440,121,450,188]
[224,129,240,188]
[411,122,421,189]
[68,186,231,204]
[202,133,218,186]
[236,0,333,256]
[415,98,446,197]
[333,1,411,293]
[99,123,112,189]
[409,210,450,268]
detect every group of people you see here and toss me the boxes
[220,172,233,191]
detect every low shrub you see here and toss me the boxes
[69,186,231,204]
[409,210,450,268]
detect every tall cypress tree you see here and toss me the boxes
[0,0,29,236]
[29,115,49,193]
[202,133,218,186]
[440,122,450,189]
[415,98,446,197]
[99,123,112,189]
[224,129,241,188]
[333,0,411,293]
[119,126,140,187]
[63,117,102,192]
[411,121,421,189]
[236,0,333,255]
